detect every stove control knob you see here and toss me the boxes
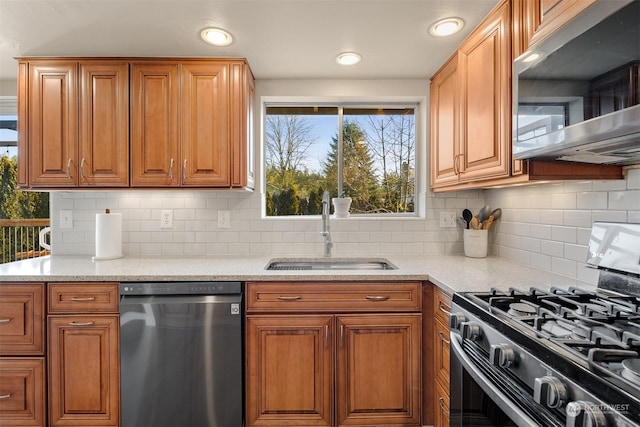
[449,312,466,330]
[490,344,515,368]
[565,401,607,427]
[533,376,567,409]
[460,321,481,341]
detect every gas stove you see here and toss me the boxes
[450,222,640,427]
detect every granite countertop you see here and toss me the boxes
[0,254,595,295]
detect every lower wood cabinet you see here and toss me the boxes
[0,358,46,427]
[47,282,120,427]
[245,281,422,427]
[0,283,46,427]
[432,288,452,427]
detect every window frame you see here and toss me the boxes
[260,98,424,219]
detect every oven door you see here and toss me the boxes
[450,333,564,427]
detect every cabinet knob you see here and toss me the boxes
[533,376,567,409]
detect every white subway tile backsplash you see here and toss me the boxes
[609,190,640,210]
[627,168,640,189]
[48,165,637,284]
[577,192,607,210]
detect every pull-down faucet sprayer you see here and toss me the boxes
[321,191,333,257]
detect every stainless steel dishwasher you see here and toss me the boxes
[119,281,243,427]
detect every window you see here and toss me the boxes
[264,104,416,216]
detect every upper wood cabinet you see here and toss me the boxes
[18,57,255,190]
[429,0,623,192]
[431,0,511,190]
[19,60,129,188]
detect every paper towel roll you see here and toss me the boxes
[94,210,123,260]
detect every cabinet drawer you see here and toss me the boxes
[434,378,450,427]
[246,282,422,312]
[434,289,452,325]
[48,283,118,313]
[0,357,46,427]
[434,318,451,389]
[0,284,45,355]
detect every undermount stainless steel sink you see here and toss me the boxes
[265,258,398,271]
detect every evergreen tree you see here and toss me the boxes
[323,121,380,213]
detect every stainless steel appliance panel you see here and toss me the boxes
[120,282,243,427]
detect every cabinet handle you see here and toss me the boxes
[277,296,301,301]
[169,158,175,179]
[80,158,86,180]
[70,296,96,301]
[0,393,11,399]
[66,158,72,179]
[69,321,94,326]
[438,301,451,316]
[438,331,450,345]
[183,159,187,181]
[340,325,344,347]
[0,318,11,323]
[324,325,329,349]
[366,295,390,301]
[438,396,449,415]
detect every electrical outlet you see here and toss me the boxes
[218,210,231,229]
[60,210,73,229]
[160,210,173,229]
[439,211,456,228]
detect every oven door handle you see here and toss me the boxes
[450,333,540,427]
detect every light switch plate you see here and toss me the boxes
[60,210,73,229]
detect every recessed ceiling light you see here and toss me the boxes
[429,18,464,37]
[200,28,233,46]
[335,52,362,66]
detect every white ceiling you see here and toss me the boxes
[0,0,499,82]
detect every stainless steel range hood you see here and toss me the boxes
[512,0,640,166]
[513,105,640,165]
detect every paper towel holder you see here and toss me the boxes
[93,208,124,261]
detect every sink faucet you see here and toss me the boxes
[321,191,333,257]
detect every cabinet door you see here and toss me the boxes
[79,62,129,187]
[246,315,333,427]
[336,314,421,426]
[458,1,511,182]
[181,61,230,187]
[0,358,46,427]
[130,62,180,187]
[430,54,460,188]
[27,61,78,187]
[48,315,119,426]
[0,284,45,356]
[230,61,255,189]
